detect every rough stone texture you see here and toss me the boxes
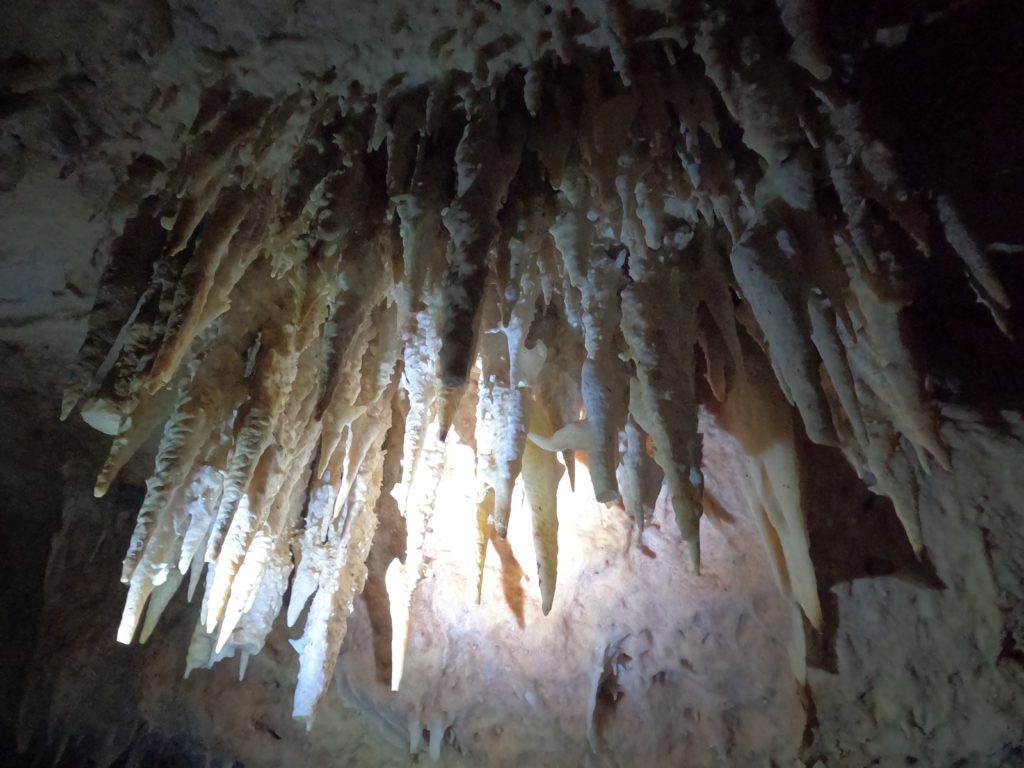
[3,1,1024,766]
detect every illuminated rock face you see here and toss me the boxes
[4,0,1024,765]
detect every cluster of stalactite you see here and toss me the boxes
[61,3,1007,723]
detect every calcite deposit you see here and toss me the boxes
[57,0,1007,715]
[4,0,1024,765]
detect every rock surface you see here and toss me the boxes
[3,1,1024,766]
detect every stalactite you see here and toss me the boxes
[61,198,166,421]
[69,3,1012,722]
[521,397,564,614]
[622,245,703,568]
[719,337,822,629]
[616,411,663,532]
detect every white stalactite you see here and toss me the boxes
[67,11,1010,723]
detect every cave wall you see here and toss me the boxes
[3,1,1024,766]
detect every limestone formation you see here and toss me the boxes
[49,0,1010,729]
